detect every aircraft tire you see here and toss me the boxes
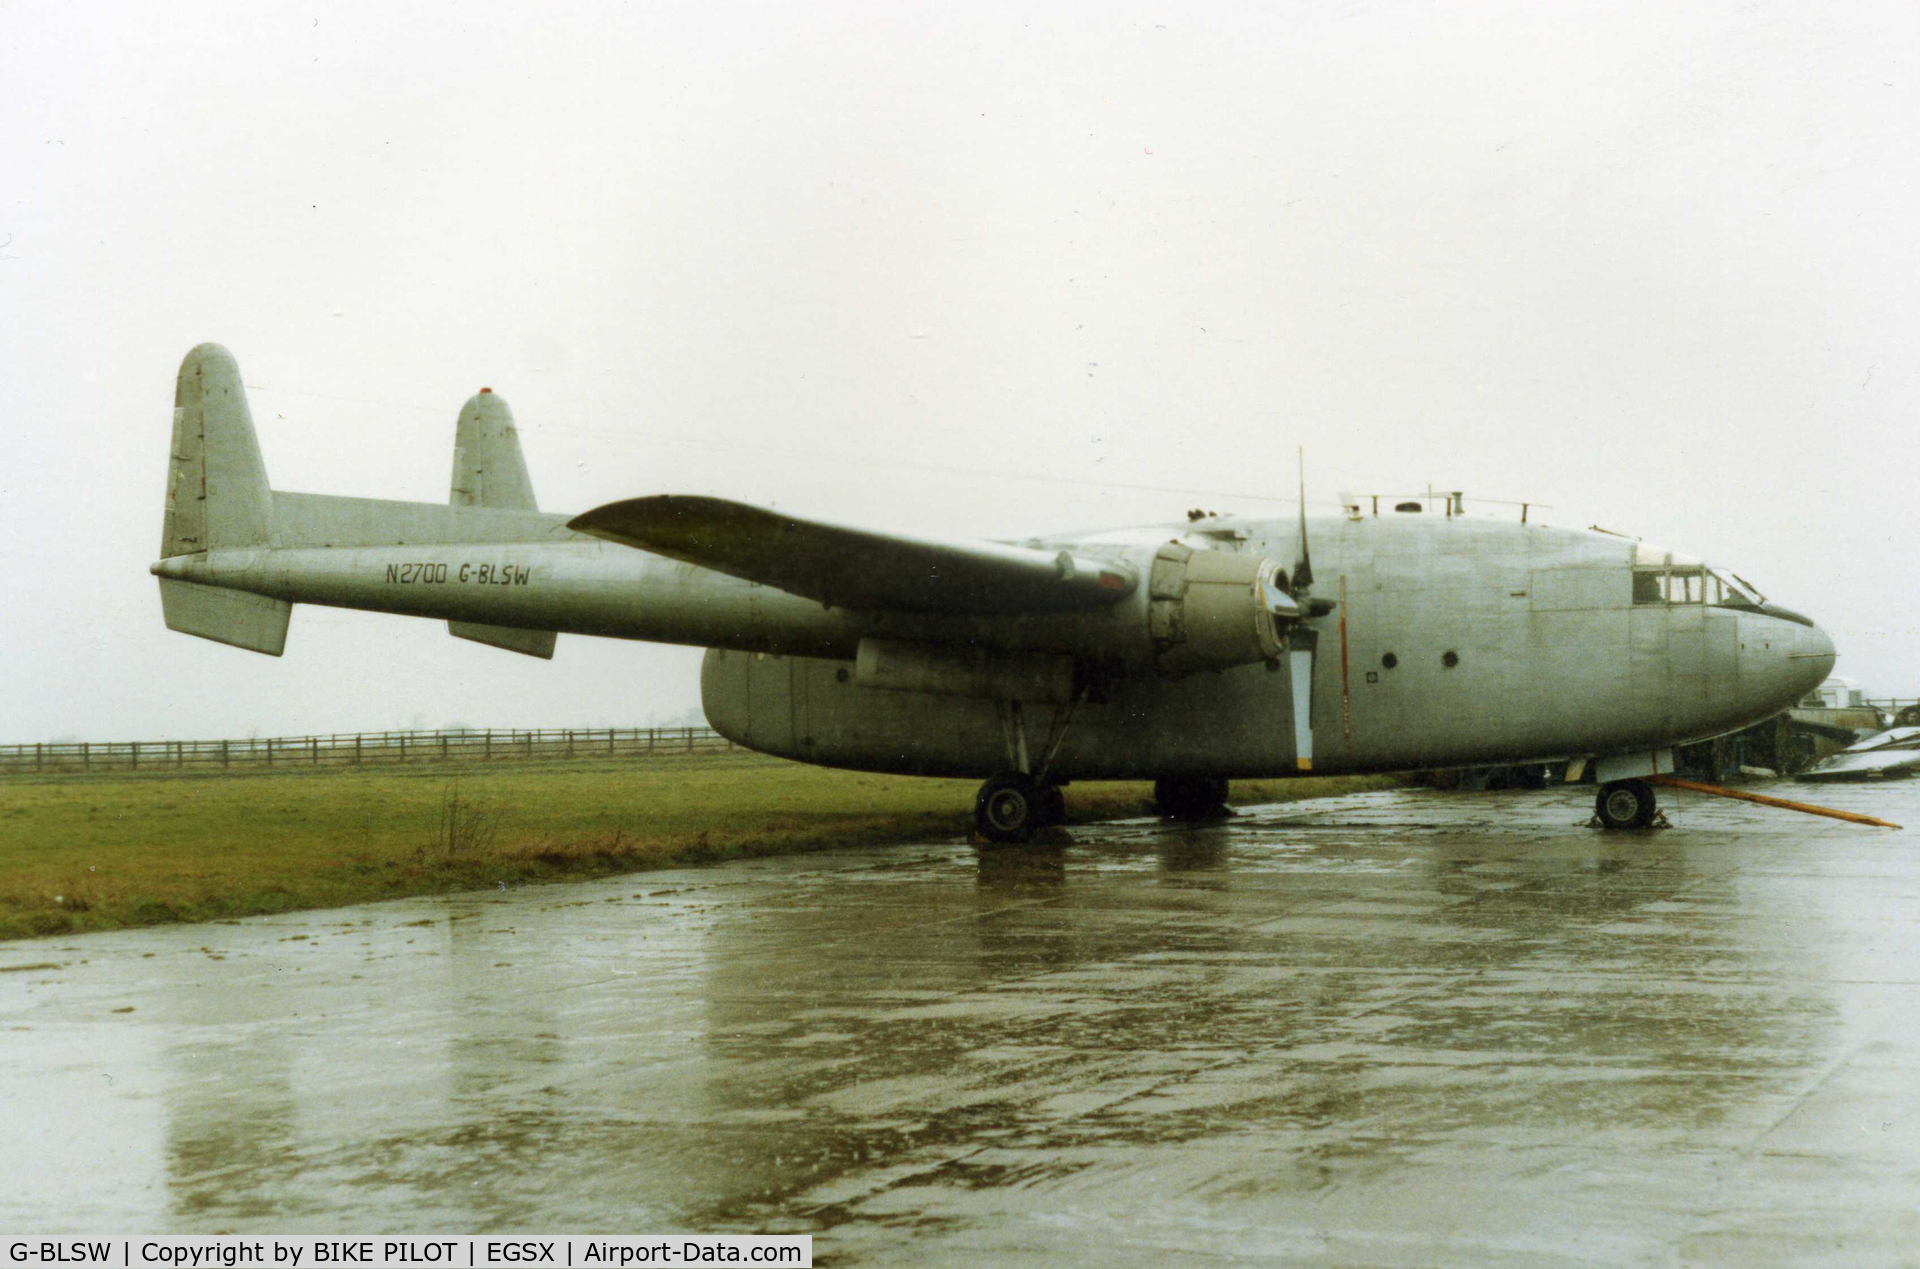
[1595,778,1656,830]
[1510,764,1548,790]
[1154,776,1231,820]
[976,772,1040,843]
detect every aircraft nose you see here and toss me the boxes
[1790,620,1837,696]
[1736,610,1837,722]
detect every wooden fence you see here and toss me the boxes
[0,726,739,775]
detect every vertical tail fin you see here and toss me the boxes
[447,387,557,659]
[451,388,538,511]
[162,343,274,555]
[157,343,292,655]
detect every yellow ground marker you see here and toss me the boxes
[1650,775,1903,829]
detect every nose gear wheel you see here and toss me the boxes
[1595,778,1657,830]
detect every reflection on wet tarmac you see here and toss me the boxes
[4,782,1919,1265]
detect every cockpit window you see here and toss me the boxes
[1631,544,1767,609]
[1633,564,1709,604]
[1724,571,1766,605]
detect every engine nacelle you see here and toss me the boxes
[1147,542,1293,677]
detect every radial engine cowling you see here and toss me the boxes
[1147,542,1297,677]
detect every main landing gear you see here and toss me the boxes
[1153,776,1232,820]
[1595,778,1657,830]
[972,695,1080,845]
[974,772,1067,844]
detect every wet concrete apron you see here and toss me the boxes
[4,781,1918,1266]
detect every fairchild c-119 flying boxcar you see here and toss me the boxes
[153,345,1836,840]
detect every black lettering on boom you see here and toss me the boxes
[460,563,532,586]
[384,563,450,584]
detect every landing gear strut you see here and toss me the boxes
[1595,778,1657,830]
[973,695,1081,844]
[1154,776,1232,820]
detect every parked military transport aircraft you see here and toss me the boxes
[153,344,1836,841]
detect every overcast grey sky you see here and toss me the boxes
[4,0,1917,741]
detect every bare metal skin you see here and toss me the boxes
[152,344,1834,815]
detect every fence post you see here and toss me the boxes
[130,741,139,771]
[354,734,362,765]
[175,740,183,769]
[686,727,694,751]
[484,731,491,761]
[567,729,574,758]
[35,743,42,771]
[399,733,406,762]
[266,736,274,767]
[221,739,229,768]
[312,736,319,765]
[608,728,615,755]
[442,732,450,762]
[82,742,89,771]
[525,731,533,758]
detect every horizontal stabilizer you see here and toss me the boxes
[160,578,291,656]
[449,621,556,659]
[567,495,1138,615]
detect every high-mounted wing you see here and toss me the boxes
[568,495,1137,615]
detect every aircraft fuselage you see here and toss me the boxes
[157,500,1834,781]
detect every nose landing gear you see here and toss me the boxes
[1595,778,1657,830]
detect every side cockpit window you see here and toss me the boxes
[1632,544,1767,609]
[1632,563,1709,605]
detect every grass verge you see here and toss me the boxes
[0,754,1396,941]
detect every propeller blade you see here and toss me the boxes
[1293,447,1314,594]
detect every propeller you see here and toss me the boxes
[1292,449,1336,618]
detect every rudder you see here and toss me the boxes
[450,388,538,511]
[447,386,556,659]
[159,579,291,657]
[158,344,291,655]
[162,343,274,555]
